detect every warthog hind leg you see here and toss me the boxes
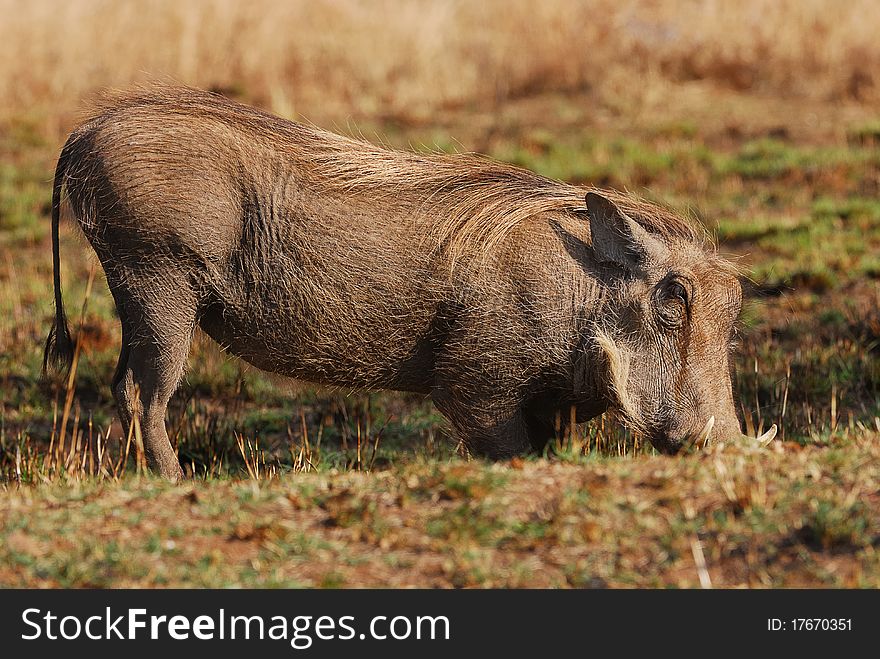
[109,277,196,480]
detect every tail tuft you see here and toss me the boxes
[42,313,74,379]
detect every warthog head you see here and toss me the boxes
[584,192,775,453]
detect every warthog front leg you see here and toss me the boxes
[462,412,533,460]
[431,388,533,460]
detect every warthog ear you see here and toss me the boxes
[584,192,668,272]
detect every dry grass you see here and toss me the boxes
[2,0,879,140]
[2,437,878,587]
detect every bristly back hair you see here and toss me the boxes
[87,84,703,264]
[312,151,705,269]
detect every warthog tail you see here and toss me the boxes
[41,138,75,379]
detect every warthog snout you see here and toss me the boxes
[650,415,778,455]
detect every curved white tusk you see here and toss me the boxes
[755,424,777,446]
[696,416,715,449]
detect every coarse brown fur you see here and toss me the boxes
[45,85,746,479]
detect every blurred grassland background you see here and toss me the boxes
[0,0,878,587]
[3,0,880,129]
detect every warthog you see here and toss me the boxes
[44,86,775,480]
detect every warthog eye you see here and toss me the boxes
[654,276,690,329]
